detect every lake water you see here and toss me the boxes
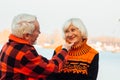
[0,45,120,80]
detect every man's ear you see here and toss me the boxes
[23,33,30,40]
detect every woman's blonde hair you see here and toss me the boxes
[11,13,37,38]
[63,18,88,39]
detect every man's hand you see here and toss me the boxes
[62,42,74,51]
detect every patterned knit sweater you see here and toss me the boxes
[47,40,99,80]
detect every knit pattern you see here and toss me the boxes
[55,40,98,75]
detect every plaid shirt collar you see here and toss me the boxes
[9,34,30,45]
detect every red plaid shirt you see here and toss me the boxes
[0,34,68,80]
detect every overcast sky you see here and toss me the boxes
[0,0,120,37]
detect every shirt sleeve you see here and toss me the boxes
[88,53,99,80]
[19,47,68,78]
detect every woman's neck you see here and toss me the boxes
[72,39,87,49]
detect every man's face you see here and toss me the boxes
[29,20,40,45]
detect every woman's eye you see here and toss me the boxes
[71,29,75,32]
[65,30,69,33]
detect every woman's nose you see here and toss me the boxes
[67,32,73,36]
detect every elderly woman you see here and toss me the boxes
[47,18,99,80]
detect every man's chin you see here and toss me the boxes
[33,41,37,45]
[32,41,37,45]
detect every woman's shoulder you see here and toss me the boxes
[89,46,99,55]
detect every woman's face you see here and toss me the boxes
[64,24,82,44]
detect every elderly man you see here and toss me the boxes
[0,13,73,80]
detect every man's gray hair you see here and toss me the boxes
[11,13,37,38]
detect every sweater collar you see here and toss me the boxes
[68,39,91,55]
[71,39,87,49]
[9,34,30,45]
